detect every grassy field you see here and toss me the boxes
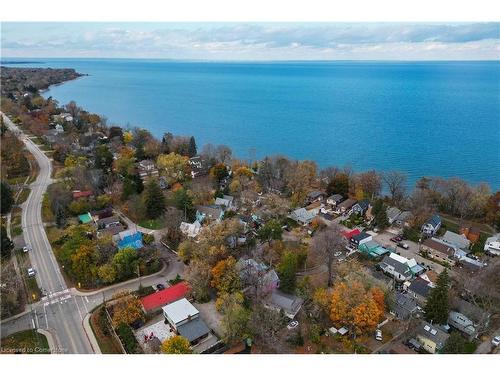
[11,207,23,237]
[16,188,31,205]
[41,193,54,223]
[0,330,50,354]
[15,249,42,302]
[138,218,165,230]
[89,306,123,354]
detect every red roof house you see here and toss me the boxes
[72,190,93,199]
[140,282,191,312]
[342,229,361,240]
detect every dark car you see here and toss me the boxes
[391,236,402,243]
[156,283,165,291]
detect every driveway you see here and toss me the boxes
[373,231,446,274]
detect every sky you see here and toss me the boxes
[1,22,499,60]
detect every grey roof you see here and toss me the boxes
[380,255,412,277]
[417,322,449,348]
[422,238,456,257]
[177,318,211,343]
[337,198,357,209]
[453,298,490,324]
[442,231,471,250]
[328,194,343,202]
[196,205,223,218]
[270,290,303,317]
[409,278,432,298]
[392,293,418,319]
[386,207,402,222]
[353,200,370,211]
[307,191,324,200]
[289,207,316,223]
[96,216,120,227]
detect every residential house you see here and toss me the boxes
[180,221,202,238]
[484,233,500,256]
[305,191,325,205]
[78,212,93,224]
[140,282,191,313]
[459,225,481,243]
[96,216,121,230]
[162,298,211,346]
[236,258,280,294]
[90,207,113,221]
[336,198,357,214]
[189,156,209,178]
[441,230,471,251]
[448,311,477,339]
[137,159,159,181]
[421,238,457,266]
[421,215,442,236]
[395,211,412,227]
[416,322,450,354]
[351,232,372,247]
[326,194,344,207]
[342,229,361,241]
[351,200,370,216]
[358,240,390,258]
[98,224,125,237]
[378,253,413,281]
[386,207,402,225]
[265,290,304,319]
[215,195,234,209]
[390,293,419,320]
[405,277,432,307]
[196,205,224,223]
[288,207,317,226]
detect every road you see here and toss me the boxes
[1,112,186,353]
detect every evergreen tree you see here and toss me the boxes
[161,132,173,153]
[442,331,467,354]
[424,269,450,324]
[1,181,14,215]
[1,225,14,259]
[143,178,166,219]
[326,173,349,196]
[372,199,389,229]
[188,136,197,158]
[55,204,66,228]
[278,252,298,293]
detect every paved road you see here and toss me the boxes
[2,112,94,353]
[1,112,186,353]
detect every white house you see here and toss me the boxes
[484,234,500,255]
[162,298,200,330]
[421,215,442,236]
[441,231,471,250]
[215,195,234,209]
[288,207,317,226]
[378,253,413,281]
[180,221,202,238]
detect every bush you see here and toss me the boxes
[116,323,138,353]
[287,331,304,347]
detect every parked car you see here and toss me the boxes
[466,253,480,261]
[397,242,409,249]
[23,246,31,253]
[287,321,299,330]
[156,283,165,291]
[391,236,402,243]
[492,336,500,347]
[27,268,36,277]
[334,251,342,257]
[375,329,383,341]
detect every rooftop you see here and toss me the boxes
[141,282,191,311]
[162,298,199,325]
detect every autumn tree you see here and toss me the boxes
[210,163,229,184]
[425,269,450,324]
[218,292,250,345]
[311,223,347,287]
[257,219,283,245]
[357,170,382,199]
[383,171,407,204]
[329,280,385,335]
[110,290,145,328]
[157,152,191,185]
[185,260,212,302]
[285,160,317,206]
[143,178,166,219]
[161,336,192,354]
[211,256,241,295]
[326,172,349,197]
[249,303,286,349]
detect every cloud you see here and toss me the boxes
[1,22,499,60]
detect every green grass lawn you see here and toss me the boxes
[41,193,54,223]
[1,330,50,354]
[15,250,42,302]
[138,218,164,230]
[16,188,31,205]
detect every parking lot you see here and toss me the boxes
[373,230,446,274]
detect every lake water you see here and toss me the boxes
[4,59,500,189]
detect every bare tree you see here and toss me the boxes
[311,223,347,287]
[357,170,382,199]
[383,171,407,204]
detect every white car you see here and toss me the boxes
[375,329,383,341]
[334,251,342,257]
[27,268,36,277]
[492,336,500,347]
[287,320,299,330]
[23,246,31,253]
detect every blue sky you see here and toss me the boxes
[2,22,499,60]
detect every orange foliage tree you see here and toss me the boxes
[210,256,241,295]
[329,280,385,335]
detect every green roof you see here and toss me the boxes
[78,212,93,224]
